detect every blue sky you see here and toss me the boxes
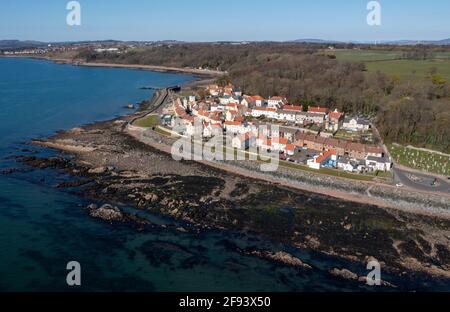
[1,0,449,42]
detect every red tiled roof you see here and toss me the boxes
[273,137,289,145]
[367,146,383,154]
[269,96,285,101]
[335,140,348,149]
[252,95,265,101]
[285,144,295,151]
[308,106,329,114]
[324,138,339,147]
[197,109,210,118]
[224,121,242,126]
[329,110,343,121]
[283,105,303,112]
[253,107,277,112]
[347,143,365,153]
[295,132,308,141]
[210,116,222,122]
[316,149,336,164]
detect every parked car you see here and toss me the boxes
[396,183,404,188]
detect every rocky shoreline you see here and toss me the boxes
[134,124,450,219]
[5,109,447,284]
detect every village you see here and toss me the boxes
[160,83,393,176]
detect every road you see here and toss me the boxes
[393,166,450,194]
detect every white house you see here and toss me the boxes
[251,107,277,119]
[366,146,384,158]
[241,96,253,108]
[284,144,296,156]
[232,132,256,150]
[305,113,325,124]
[338,157,366,173]
[365,156,392,172]
[307,149,337,170]
[226,110,239,121]
[267,96,287,108]
[203,122,213,138]
[272,137,289,152]
[276,110,298,123]
[343,117,371,132]
[251,96,266,107]
[337,157,356,172]
[296,112,325,125]
[185,121,196,137]
[219,95,232,105]
[210,104,225,112]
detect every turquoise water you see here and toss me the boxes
[0,58,447,292]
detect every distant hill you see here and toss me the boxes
[291,39,343,44]
[435,38,450,45]
[291,38,450,45]
[0,40,48,49]
[382,39,450,45]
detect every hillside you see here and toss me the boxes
[49,43,450,153]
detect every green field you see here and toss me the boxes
[332,49,403,62]
[133,114,160,128]
[387,144,450,176]
[330,49,450,82]
[365,59,450,82]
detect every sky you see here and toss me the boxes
[1,0,449,42]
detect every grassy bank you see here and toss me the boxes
[133,114,159,128]
[388,144,450,176]
[330,49,450,82]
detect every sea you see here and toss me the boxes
[0,57,447,292]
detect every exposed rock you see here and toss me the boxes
[169,208,179,216]
[144,193,159,203]
[85,203,150,226]
[87,204,123,222]
[329,268,397,288]
[247,250,312,270]
[70,127,85,134]
[87,203,98,210]
[88,166,107,174]
[329,268,359,281]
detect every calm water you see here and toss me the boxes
[0,58,447,292]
